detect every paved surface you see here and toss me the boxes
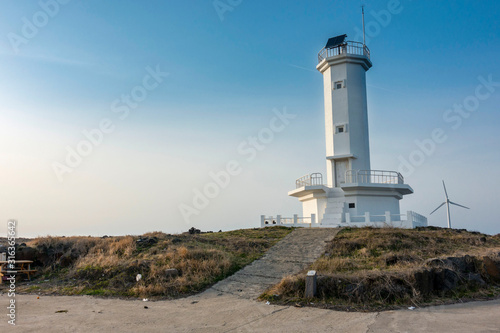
[206,228,340,299]
[1,293,499,332]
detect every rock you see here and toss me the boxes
[15,246,38,262]
[136,237,158,246]
[467,273,486,287]
[188,227,201,234]
[165,268,179,278]
[385,254,415,266]
[446,256,475,273]
[171,238,182,244]
[441,269,460,291]
[425,258,449,268]
[482,256,500,282]
[414,270,434,295]
[425,256,475,274]
[385,255,399,266]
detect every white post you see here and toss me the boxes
[293,214,298,226]
[407,211,413,224]
[385,211,391,224]
[345,212,351,223]
[261,215,266,227]
[364,212,370,223]
[311,214,316,227]
[407,211,415,228]
[277,215,281,225]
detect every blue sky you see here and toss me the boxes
[0,0,499,236]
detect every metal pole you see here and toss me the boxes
[446,200,451,228]
[362,5,366,46]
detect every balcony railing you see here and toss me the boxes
[318,41,370,63]
[295,173,323,188]
[345,170,404,185]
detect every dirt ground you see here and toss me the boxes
[1,290,499,332]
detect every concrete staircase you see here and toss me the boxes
[321,198,347,225]
[203,228,339,299]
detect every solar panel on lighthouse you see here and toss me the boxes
[325,34,347,49]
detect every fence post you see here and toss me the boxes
[311,214,316,227]
[305,270,317,298]
[385,211,391,224]
[293,214,298,226]
[345,212,351,223]
[276,215,281,225]
[364,212,370,223]
[407,211,414,228]
[261,215,266,227]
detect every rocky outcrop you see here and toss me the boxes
[414,253,500,296]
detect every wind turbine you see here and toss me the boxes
[430,180,470,229]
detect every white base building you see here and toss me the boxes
[262,35,427,229]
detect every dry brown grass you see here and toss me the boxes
[263,227,500,310]
[9,227,292,298]
[312,227,500,273]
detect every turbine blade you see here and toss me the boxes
[430,202,446,215]
[450,201,470,210]
[442,180,449,199]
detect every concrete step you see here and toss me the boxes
[321,218,342,225]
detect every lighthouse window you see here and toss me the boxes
[336,125,346,134]
[349,203,355,209]
[335,81,343,90]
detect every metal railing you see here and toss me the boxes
[318,41,370,63]
[295,173,323,188]
[345,170,404,185]
[407,211,428,227]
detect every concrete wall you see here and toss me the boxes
[345,62,371,172]
[302,196,328,222]
[321,55,371,188]
[350,196,401,218]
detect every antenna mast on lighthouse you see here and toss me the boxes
[362,5,366,45]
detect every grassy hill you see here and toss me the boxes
[262,227,500,311]
[4,226,500,311]
[1,227,292,298]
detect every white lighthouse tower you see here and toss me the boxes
[285,35,427,228]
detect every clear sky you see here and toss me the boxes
[1,0,499,236]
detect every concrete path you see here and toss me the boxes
[2,293,499,332]
[206,228,340,299]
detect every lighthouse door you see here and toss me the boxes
[335,159,349,187]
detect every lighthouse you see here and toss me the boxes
[284,34,428,228]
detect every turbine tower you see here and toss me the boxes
[430,181,470,229]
